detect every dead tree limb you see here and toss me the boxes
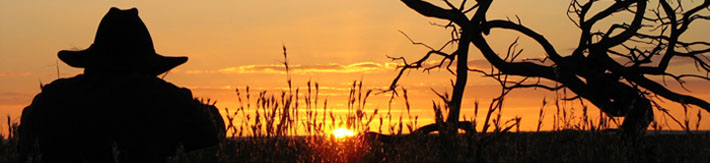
[392,0,710,136]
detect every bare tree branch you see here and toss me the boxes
[396,0,710,136]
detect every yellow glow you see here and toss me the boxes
[332,128,355,139]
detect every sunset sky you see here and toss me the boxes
[1,0,709,136]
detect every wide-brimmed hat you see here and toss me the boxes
[58,7,187,76]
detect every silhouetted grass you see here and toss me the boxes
[167,47,709,162]
[2,47,709,162]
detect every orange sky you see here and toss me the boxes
[1,0,709,136]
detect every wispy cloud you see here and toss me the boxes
[668,57,702,66]
[0,91,32,105]
[468,59,492,69]
[184,59,559,75]
[0,72,32,77]
[186,62,393,74]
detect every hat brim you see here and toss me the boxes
[148,56,188,75]
[58,49,88,68]
[58,48,188,75]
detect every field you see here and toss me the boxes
[2,53,710,162]
[2,126,709,162]
[0,80,708,162]
[207,131,710,162]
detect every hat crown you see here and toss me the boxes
[92,7,155,56]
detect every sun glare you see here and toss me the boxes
[332,128,355,139]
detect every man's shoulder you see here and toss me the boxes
[40,75,88,92]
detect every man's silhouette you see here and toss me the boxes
[18,7,225,162]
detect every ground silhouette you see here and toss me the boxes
[18,7,225,163]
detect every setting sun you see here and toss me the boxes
[332,128,355,139]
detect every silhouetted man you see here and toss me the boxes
[19,7,225,163]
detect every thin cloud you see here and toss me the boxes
[0,72,32,77]
[187,62,391,74]
[0,91,32,105]
[669,57,703,66]
[468,59,492,69]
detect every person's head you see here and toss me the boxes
[58,7,187,76]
